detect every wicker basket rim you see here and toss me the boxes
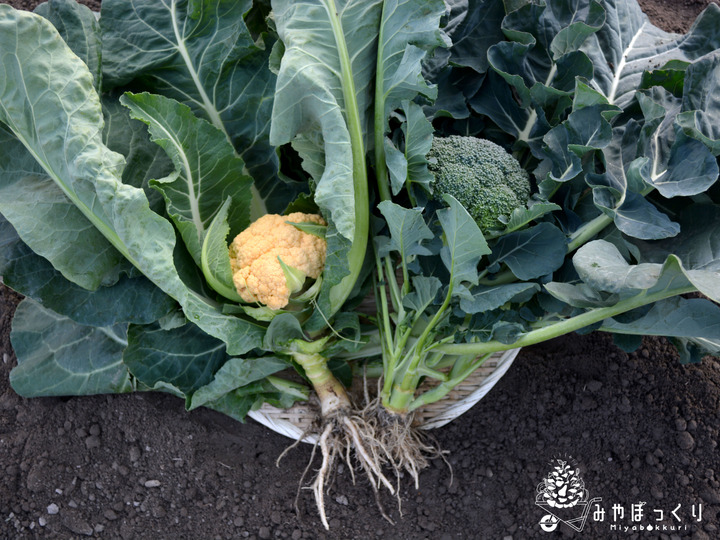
[248,348,520,444]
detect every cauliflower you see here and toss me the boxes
[229,212,327,310]
[428,135,531,232]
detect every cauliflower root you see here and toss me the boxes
[229,213,326,310]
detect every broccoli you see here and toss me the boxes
[427,135,531,231]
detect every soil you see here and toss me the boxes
[2,1,720,539]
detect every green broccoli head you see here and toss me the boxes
[427,135,531,231]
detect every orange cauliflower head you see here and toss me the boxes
[229,212,327,310]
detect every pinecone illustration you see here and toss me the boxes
[541,459,585,508]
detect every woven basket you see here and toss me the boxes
[248,347,520,444]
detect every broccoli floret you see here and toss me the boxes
[427,135,531,231]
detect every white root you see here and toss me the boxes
[313,423,334,529]
[284,385,449,529]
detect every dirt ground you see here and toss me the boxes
[2,0,720,539]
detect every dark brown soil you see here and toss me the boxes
[2,1,720,539]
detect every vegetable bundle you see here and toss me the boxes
[2,0,720,527]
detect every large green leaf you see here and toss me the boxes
[99,0,287,209]
[35,0,102,90]
[9,298,133,397]
[121,92,253,266]
[583,1,720,107]
[270,0,382,240]
[603,296,720,340]
[0,7,264,355]
[573,240,720,302]
[0,215,175,327]
[0,126,127,290]
[677,52,720,155]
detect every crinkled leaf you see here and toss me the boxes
[35,0,101,90]
[102,96,173,212]
[676,52,720,155]
[574,240,720,302]
[603,296,720,340]
[583,2,720,107]
[376,0,447,123]
[270,0,383,240]
[0,216,175,326]
[631,205,720,271]
[9,298,133,397]
[121,92,253,266]
[0,125,127,291]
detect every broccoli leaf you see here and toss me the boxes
[437,195,491,290]
[489,223,567,281]
[377,201,434,259]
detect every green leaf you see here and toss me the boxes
[402,276,442,314]
[0,125,127,291]
[286,221,327,239]
[493,200,561,235]
[437,194,491,289]
[263,312,306,352]
[676,51,720,156]
[489,223,567,280]
[121,92,253,266]
[102,96,173,212]
[270,0,382,240]
[377,201,433,258]
[384,101,436,196]
[631,205,720,271]
[189,356,289,410]
[9,298,133,397]
[0,8,265,355]
[35,0,102,90]
[544,281,616,308]
[100,0,286,208]
[0,215,175,326]
[442,0,506,74]
[459,282,540,314]
[573,240,720,302]
[124,322,228,398]
[603,296,720,340]
[200,197,243,302]
[375,0,448,130]
[584,1,720,107]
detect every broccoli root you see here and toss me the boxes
[428,135,531,231]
